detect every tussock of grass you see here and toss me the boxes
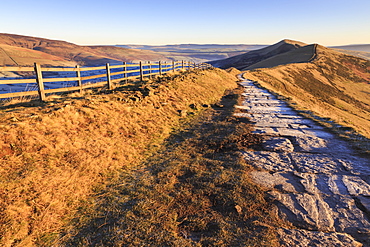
[63,86,280,246]
[0,68,242,246]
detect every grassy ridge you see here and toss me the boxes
[243,46,370,153]
[0,68,247,246]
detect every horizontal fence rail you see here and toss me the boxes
[0,61,212,102]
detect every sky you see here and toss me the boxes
[0,0,369,46]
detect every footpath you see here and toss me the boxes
[236,76,370,246]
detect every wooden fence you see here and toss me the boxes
[0,60,212,102]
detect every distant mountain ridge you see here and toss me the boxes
[330,44,370,53]
[0,33,168,67]
[117,44,266,51]
[209,40,370,69]
[209,40,309,70]
[117,44,268,63]
[1,33,368,67]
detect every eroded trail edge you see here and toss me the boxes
[237,75,370,246]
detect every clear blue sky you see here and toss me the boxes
[1,0,369,46]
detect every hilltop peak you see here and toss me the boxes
[279,39,307,47]
[210,39,310,70]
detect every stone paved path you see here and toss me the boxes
[236,77,370,247]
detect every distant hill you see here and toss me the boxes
[118,44,267,50]
[332,49,370,61]
[329,44,370,61]
[209,39,308,70]
[117,44,267,63]
[0,33,168,67]
[330,44,370,53]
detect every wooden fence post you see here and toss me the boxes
[139,61,143,81]
[148,61,152,78]
[182,60,184,70]
[172,60,175,72]
[76,65,82,93]
[159,61,162,76]
[34,63,45,102]
[123,62,127,83]
[106,63,113,90]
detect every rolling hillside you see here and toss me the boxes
[0,44,76,67]
[209,40,307,70]
[0,33,168,67]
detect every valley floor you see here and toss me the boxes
[238,76,370,246]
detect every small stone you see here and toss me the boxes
[235,205,242,214]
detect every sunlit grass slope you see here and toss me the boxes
[0,68,247,246]
[63,80,281,246]
[244,45,370,147]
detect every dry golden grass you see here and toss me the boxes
[0,44,77,67]
[61,84,281,246]
[243,46,370,153]
[0,68,243,246]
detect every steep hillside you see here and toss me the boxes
[246,44,316,70]
[209,39,307,70]
[0,33,168,67]
[243,45,370,139]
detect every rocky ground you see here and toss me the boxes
[236,76,370,247]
